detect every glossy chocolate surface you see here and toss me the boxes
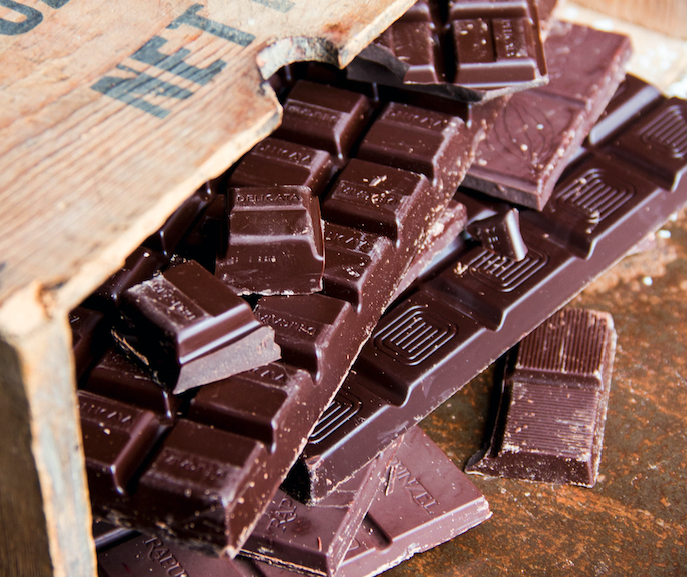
[462,21,632,210]
[115,260,281,393]
[96,428,490,577]
[347,0,548,102]
[466,307,617,486]
[216,186,325,295]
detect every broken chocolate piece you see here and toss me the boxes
[79,74,503,555]
[215,186,325,295]
[466,208,527,261]
[241,440,399,576]
[272,80,372,160]
[115,259,281,393]
[96,428,490,577]
[462,22,632,209]
[347,0,548,102]
[466,307,617,486]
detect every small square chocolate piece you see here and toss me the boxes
[216,186,325,295]
[116,260,281,393]
[466,307,617,486]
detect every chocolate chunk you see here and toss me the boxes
[286,74,687,503]
[70,306,108,380]
[462,22,632,209]
[466,208,527,261]
[82,347,183,422]
[215,186,325,295]
[229,137,334,197]
[115,260,281,393]
[240,439,399,576]
[272,80,372,160]
[347,0,548,102]
[466,307,617,486]
[356,102,473,192]
[79,390,167,496]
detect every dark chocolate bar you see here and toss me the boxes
[462,21,631,209]
[84,362,318,556]
[240,439,400,576]
[79,76,504,556]
[215,186,325,295]
[286,74,687,503]
[347,0,548,102]
[96,428,490,577]
[114,260,281,393]
[465,307,617,486]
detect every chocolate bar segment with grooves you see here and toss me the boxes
[347,0,547,102]
[87,362,318,557]
[96,428,490,577]
[240,439,400,576]
[286,75,687,503]
[215,186,325,295]
[115,260,281,393]
[81,77,504,556]
[466,307,617,486]
[462,22,632,210]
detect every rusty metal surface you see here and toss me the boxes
[384,209,687,576]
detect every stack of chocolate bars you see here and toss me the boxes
[71,1,687,575]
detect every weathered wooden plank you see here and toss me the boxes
[0,2,415,575]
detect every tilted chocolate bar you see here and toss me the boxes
[83,362,318,556]
[241,439,400,576]
[78,76,504,555]
[216,186,325,295]
[114,260,281,393]
[347,0,547,102]
[96,428,490,577]
[462,22,631,209]
[285,74,687,502]
[465,307,617,486]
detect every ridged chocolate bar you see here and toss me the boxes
[240,439,400,576]
[465,307,617,486]
[285,74,687,502]
[77,76,503,556]
[96,428,490,577]
[347,0,548,102]
[462,21,631,209]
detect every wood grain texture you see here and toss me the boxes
[571,0,687,39]
[0,2,414,575]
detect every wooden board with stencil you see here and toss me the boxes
[0,2,415,576]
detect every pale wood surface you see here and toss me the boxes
[570,0,687,39]
[0,2,414,575]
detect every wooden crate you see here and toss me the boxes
[0,2,414,575]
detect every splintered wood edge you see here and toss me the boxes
[0,2,414,576]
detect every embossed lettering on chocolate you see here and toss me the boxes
[215,186,325,296]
